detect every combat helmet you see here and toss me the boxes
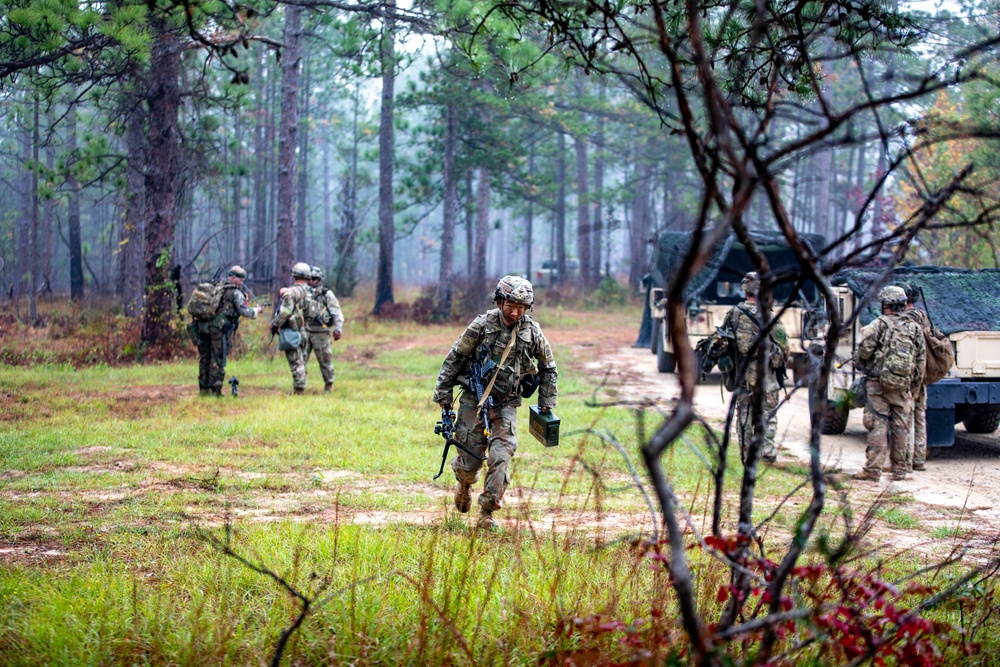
[879,285,907,307]
[901,282,920,304]
[493,275,534,307]
[310,266,324,281]
[741,271,759,296]
[292,262,312,279]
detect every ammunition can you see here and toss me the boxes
[528,406,560,447]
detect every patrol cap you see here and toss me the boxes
[879,285,907,306]
[228,265,248,279]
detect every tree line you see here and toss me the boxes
[1,0,998,346]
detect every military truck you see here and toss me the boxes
[643,230,827,381]
[821,267,1000,446]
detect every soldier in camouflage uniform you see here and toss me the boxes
[433,276,558,530]
[901,283,931,472]
[304,266,345,392]
[853,285,926,482]
[194,265,264,395]
[270,262,311,394]
[722,272,790,464]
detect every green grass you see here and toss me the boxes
[873,506,921,529]
[1,307,997,665]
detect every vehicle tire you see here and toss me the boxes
[962,409,1000,434]
[651,320,661,355]
[657,337,676,373]
[821,400,849,435]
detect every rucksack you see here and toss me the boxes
[305,287,327,325]
[923,328,955,384]
[879,318,919,392]
[187,282,230,321]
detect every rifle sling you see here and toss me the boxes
[477,322,519,410]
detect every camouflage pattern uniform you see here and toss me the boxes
[433,308,557,516]
[196,282,258,395]
[722,275,790,463]
[901,306,931,471]
[854,287,926,481]
[271,281,310,393]
[304,279,345,390]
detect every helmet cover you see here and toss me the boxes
[879,285,907,306]
[493,275,534,306]
[292,262,312,279]
[310,266,324,281]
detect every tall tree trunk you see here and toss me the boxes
[251,48,268,279]
[526,139,535,284]
[41,107,54,297]
[575,132,590,290]
[141,26,182,346]
[556,130,567,281]
[334,85,361,297]
[275,3,302,298]
[232,106,243,262]
[437,102,457,320]
[374,0,396,314]
[629,150,652,292]
[465,170,474,277]
[14,105,30,306]
[28,96,39,322]
[474,167,490,292]
[67,106,84,301]
[592,100,604,285]
[322,128,332,272]
[121,98,146,315]
[296,54,310,260]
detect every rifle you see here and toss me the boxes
[433,407,486,479]
[469,343,497,437]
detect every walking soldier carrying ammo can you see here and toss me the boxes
[433,276,558,530]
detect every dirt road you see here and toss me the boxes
[588,344,1000,536]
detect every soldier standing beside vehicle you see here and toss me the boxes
[270,262,312,394]
[304,266,345,392]
[852,285,926,482]
[901,283,931,473]
[433,276,558,530]
[189,265,264,396]
[722,271,790,464]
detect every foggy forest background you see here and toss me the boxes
[2,0,999,347]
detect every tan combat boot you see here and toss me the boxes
[477,508,498,530]
[454,484,471,513]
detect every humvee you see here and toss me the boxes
[644,230,827,381]
[823,267,1000,446]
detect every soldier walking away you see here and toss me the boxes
[901,283,932,473]
[271,262,312,394]
[304,266,345,392]
[188,265,264,396]
[852,285,926,482]
[722,272,790,464]
[433,276,558,530]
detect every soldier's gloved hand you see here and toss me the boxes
[270,324,279,336]
[333,330,342,341]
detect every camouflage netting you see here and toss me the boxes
[636,230,827,347]
[832,267,1000,335]
[651,230,827,305]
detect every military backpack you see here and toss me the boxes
[922,328,955,384]
[187,282,232,321]
[878,318,919,392]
